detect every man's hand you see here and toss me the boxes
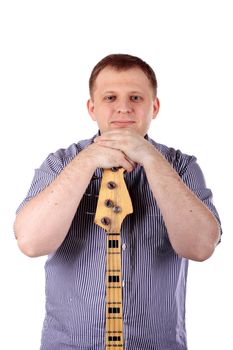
[80,141,136,172]
[93,129,156,167]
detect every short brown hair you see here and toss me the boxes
[89,53,158,99]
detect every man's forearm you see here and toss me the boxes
[14,151,96,257]
[143,149,220,261]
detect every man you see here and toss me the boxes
[14,54,221,349]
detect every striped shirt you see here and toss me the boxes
[17,133,221,350]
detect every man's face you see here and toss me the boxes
[87,67,160,136]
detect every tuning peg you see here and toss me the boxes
[85,211,95,215]
[101,217,111,225]
[111,167,120,172]
[113,206,121,213]
[84,193,99,198]
[107,181,117,189]
[104,199,114,208]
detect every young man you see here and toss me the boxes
[14,54,221,349]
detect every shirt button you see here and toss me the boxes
[122,280,125,287]
[122,243,127,250]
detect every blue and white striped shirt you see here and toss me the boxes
[17,133,221,350]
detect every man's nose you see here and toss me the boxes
[116,99,133,114]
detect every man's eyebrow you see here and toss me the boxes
[102,91,116,94]
[129,91,144,94]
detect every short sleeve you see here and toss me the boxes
[177,154,222,237]
[15,139,94,214]
[16,152,65,213]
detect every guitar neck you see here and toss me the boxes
[105,232,124,349]
[94,167,133,350]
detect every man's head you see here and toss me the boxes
[89,54,158,100]
[87,54,160,136]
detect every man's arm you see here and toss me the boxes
[94,129,221,261]
[14,143,135,257]
[142,148,220,261]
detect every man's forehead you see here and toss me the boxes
[97,66,146,79]
[95,67,151,89]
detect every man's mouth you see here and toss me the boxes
[111,121,135,127]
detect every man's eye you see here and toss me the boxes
[105,96,116,102]
[131,96,142,101]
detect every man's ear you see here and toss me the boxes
[87,99,96,121]
[152,97,160,120]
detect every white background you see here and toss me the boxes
[0,1,232,349]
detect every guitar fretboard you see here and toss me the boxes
[105,232,123,349]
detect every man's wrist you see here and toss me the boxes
[75,149,97,173]
[141,147,159,168]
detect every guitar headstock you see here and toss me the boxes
[94,168,133,233]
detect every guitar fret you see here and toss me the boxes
[106,331,123,333]
[106,302,121,304]
[106,345,123,348]
[107,269,121,272]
